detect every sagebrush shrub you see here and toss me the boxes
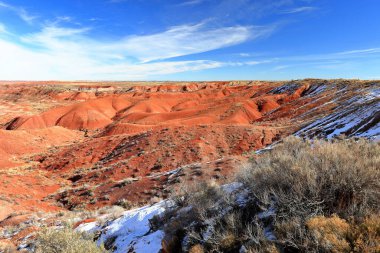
[306,215,350,253]
[35,227,106,253]
[157,137,380,253]
[240,137,380,218]
[349,215,380,252]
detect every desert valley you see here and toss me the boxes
[0,79,378,252]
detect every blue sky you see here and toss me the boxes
[0,0,379,80]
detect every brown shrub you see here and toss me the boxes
[306,215,350,253]
[35,227,106,253]
[240,137,380,219]
[349,215,380,252]
[158,137,379,252]
[246,244,280,253]
[189,244,205,253]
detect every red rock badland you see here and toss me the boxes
[0,80,378,221]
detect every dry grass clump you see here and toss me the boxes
[35,227,106,253]
[156,137,379,253]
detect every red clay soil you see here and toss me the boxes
[0,80,345,217]
[0,127,82,219]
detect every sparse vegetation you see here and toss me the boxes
[155,137,380,252]
[35,227,106,253]
[114,198,133,209]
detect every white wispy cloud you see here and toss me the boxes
[269,48,380,71]
[273,65,290,71]
[0,36,225,80]
[0,21,265,80]
[108,0,129,3]
[229,59,274,67]
[177,0,204,7]
[0,23,7,34]
[0,1,37,24]
[89,17,102,22]
[288,48,380,62]
[90,60,224,80]
[55,16,74,23]
[0,0,282,80]
[336,48,380,55]
[0,1,9,8]
[113,23,270,62]
[239,53,251,57]
[281,6,317,14]
[17,8,37,24]
[20,22,263,62]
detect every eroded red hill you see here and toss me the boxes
[0,80,378,217]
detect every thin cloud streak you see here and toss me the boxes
[0,1,37,24]
[107,0,130,3]
[281,6,317,14]
[336,48,380,55]
[0,23,7,33]
[269,48,380,71]
[260,48,380,65]
[177,0,204,7]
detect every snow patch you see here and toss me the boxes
[295,87,380,140]
[221,182,243,194]
[77,200,172,253]
[269,83,300,95]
